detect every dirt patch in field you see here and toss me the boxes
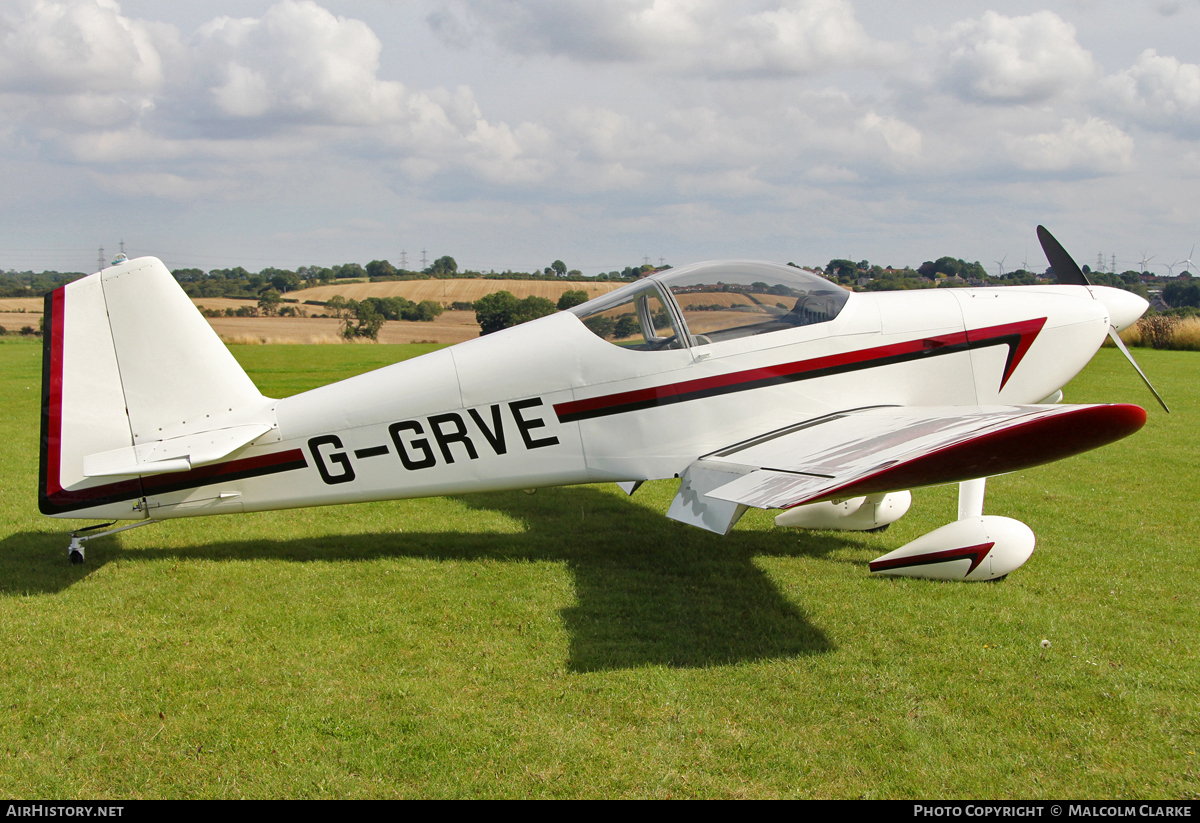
[206,310,483,345]
[288,279,624,305]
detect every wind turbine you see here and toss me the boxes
[1138,251,1155,275]
[1180,245,1196,276]
[994,254,1007,278]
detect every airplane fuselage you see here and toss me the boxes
[45,277,1123,521]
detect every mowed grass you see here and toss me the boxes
[0,336,1196,798]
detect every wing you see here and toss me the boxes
[666,403,1145,534]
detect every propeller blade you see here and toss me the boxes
[1037,226,1167,411]
[1108,327,1170,413]
[1037,225,1089,286]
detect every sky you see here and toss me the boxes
[1,0,1198,276]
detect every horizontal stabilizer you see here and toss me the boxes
[83,423,274,478]
[696,403,1145,511]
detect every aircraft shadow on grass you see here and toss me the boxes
[2,486,866,671]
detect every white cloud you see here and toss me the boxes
[1103,49,1200,133]
[1007,117,1133,173]
[432,0,898,76]
[858,112,922,158]
[0,1,561,196]
[4,0,1196,275]
[0,0,180,133]
[194,1,407,125]
[931,11,1096,103]
[0,0,169,95]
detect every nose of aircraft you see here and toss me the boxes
[1090,285,1148,332]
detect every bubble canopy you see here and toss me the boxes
[570,261,850,349]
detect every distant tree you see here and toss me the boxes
[326,295,348,319]
[551,260,567,277]
[613,314,638,338]
[342,300,385,340]
[414,300,444,321]
[475,291,521,335]
[557,289,589,310]
[583,315,616,338]
[257,288,282,316]
[171,268,205,283]
[475,291,556,335]
[366,259,398,279]
[825,259,857,278]
[429,256,457,276]
[333,263,366,279]
[1163,279,1200,308]
[263,269,301,293]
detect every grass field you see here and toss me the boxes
[0,338,1195,798]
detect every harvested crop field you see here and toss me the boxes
[190,297,261,313]
[0,312,43,333]
[287,279,625,305]
[0,298,44,313]
[207,310,482,345]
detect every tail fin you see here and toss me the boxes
[40,257,273,518]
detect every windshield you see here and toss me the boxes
[568,281,684,351]
[658,261,849,345]
[568,260,848,349]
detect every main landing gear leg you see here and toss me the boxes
[67,520,158,565]
[958,477,987,520]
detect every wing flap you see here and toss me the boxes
[698,403,1145,511]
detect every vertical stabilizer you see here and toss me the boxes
[40,257,272,518]
[99,257,266,443]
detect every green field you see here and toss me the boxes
[0,337,1195,798]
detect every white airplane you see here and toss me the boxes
[41,227,1165,580]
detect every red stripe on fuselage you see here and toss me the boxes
[972,318,1045,390]
[44,288,66,502]
[554,318,1047,423]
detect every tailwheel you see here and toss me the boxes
[65,519,158,564]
